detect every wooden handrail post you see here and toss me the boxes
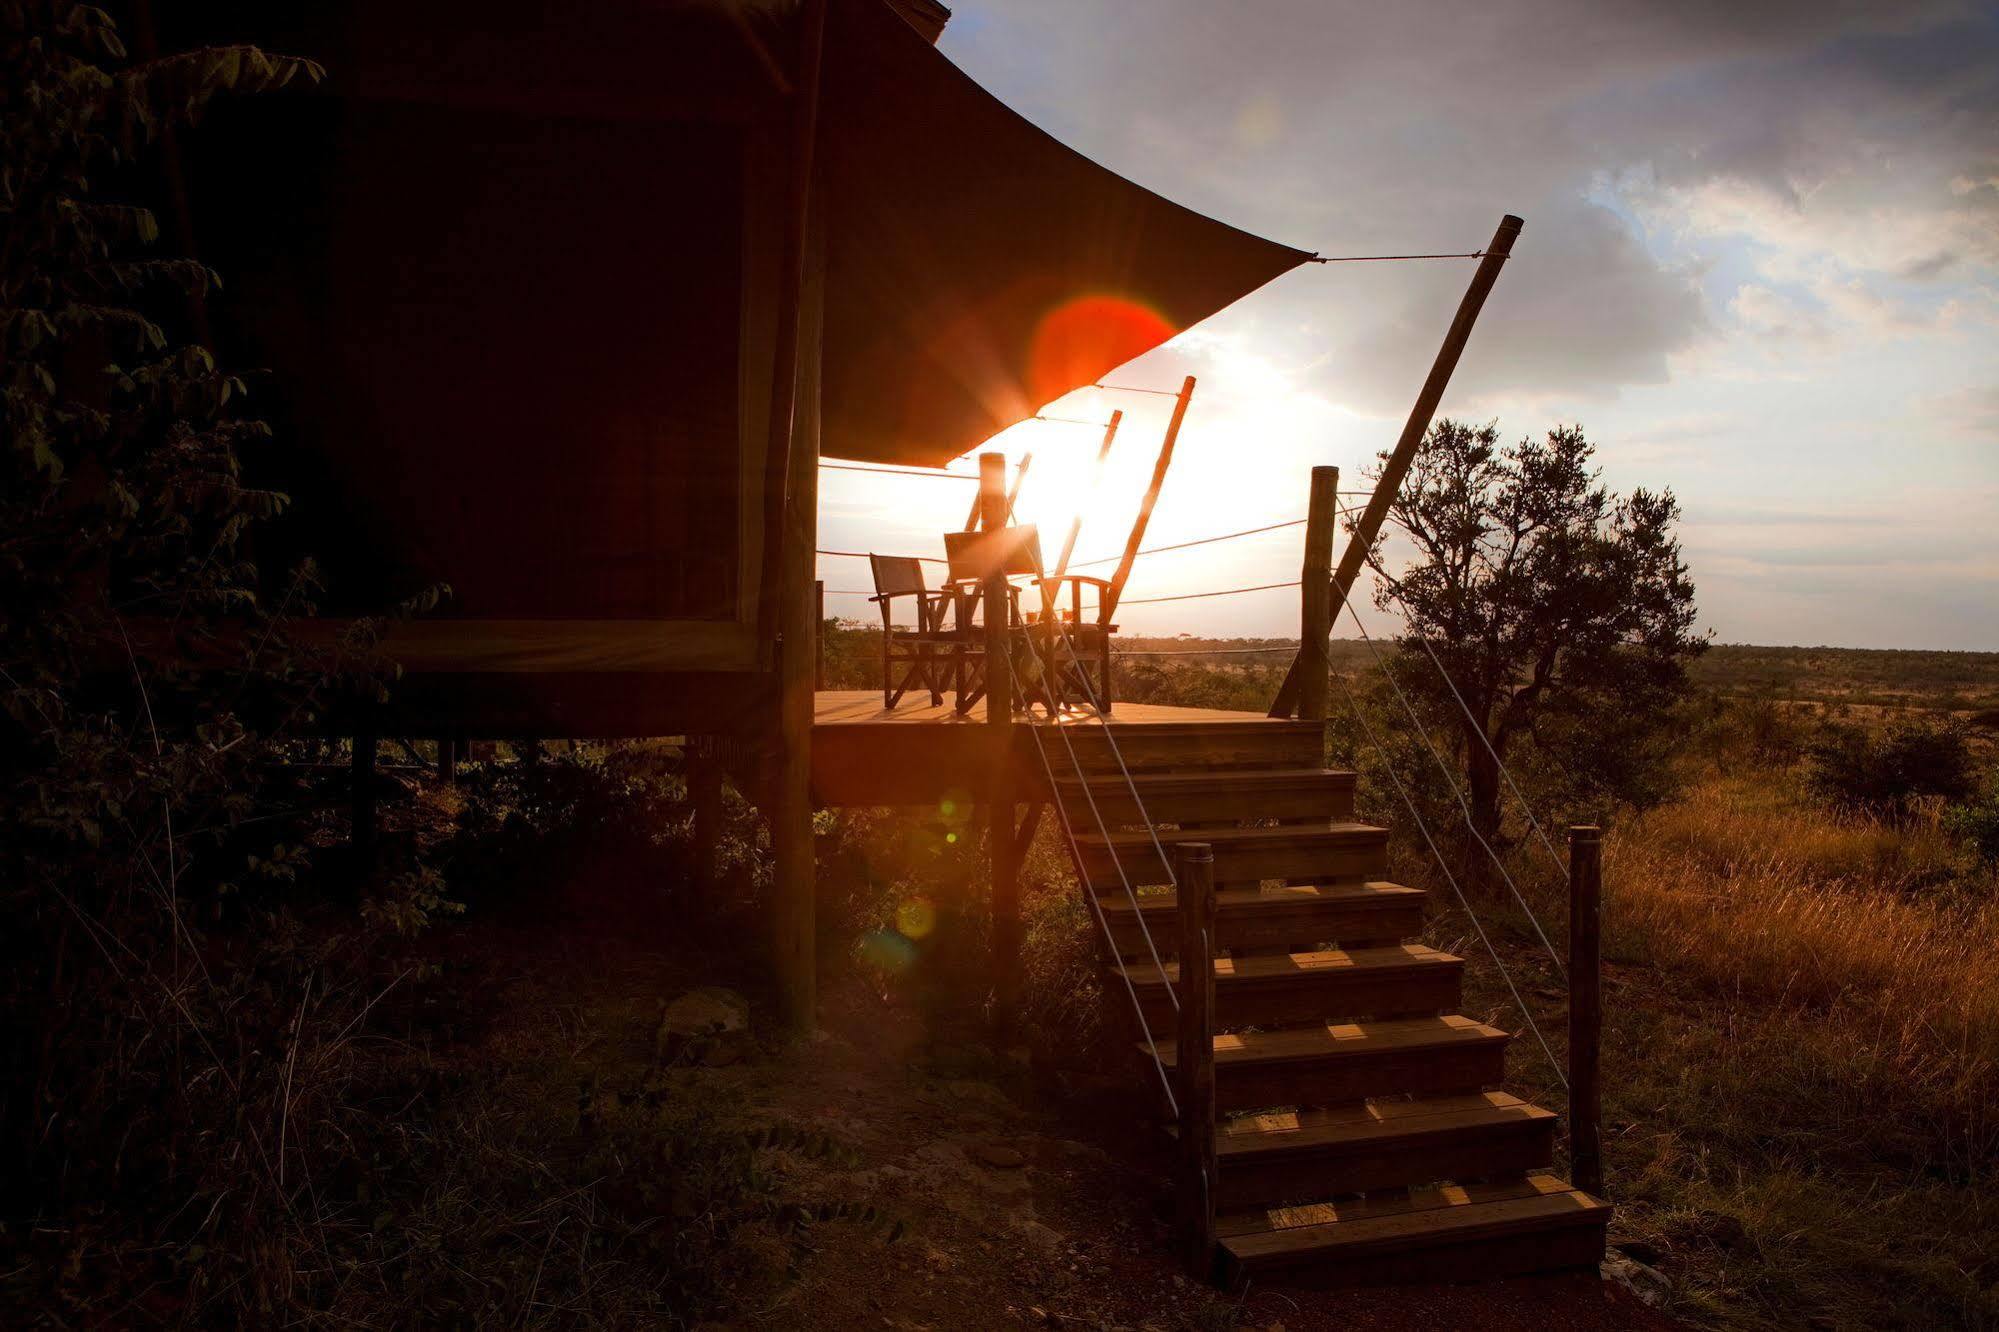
[1270,214,1523,716]
[1568,824,1604,1197]
[1296,466,1339,721]
[1174,841,1217,1281]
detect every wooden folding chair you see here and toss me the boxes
[1030,569,1118,715]
[867,554,961,710]
[942,525,1041,716]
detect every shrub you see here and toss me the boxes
[1946,770,1999,868]
[1804,718,1976,821]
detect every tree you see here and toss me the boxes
[1361,420,1705,880]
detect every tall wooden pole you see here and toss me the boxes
[753,0,828,661]
[980,453,1020,1033]
[1295,466,1338,721]
[1105,377,1196,619]
[1053,409,1122,579]
[964,453,1034,531]
[1568,824,1604,1197]
[1174,842,1217,1280]
[767,0,830,1036]
[1270,214,1523,716]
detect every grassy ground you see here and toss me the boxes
[1391,759,1999,1330]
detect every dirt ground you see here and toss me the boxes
[453,905,1679,1332]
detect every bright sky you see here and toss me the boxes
[817,0,1999,650]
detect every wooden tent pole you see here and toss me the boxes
[963,453,1034,531]
[753,0,828,662]
[1270,214,1523,717]
[766,0,829,1037]
[1105,377,1196,620]
[1053,409,1122,579]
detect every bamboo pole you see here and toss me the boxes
[1568,824,1604,1197]
[1296,466,1339,721]
[1054,409,1123,579]
[1270,214,1523,716]
[1105,377,1196,619]
[1175,842,1217,1280]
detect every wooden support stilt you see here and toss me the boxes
[1568,824,1604,1197]
[764,0,828,1038]
[980,452,1020,1033]
[1296,465,1339,722]
[1271,214,1523,717]
[1175,841,1217,1279]
[690,738,724,911]
[350,719,378,858]
[437,735,458,785]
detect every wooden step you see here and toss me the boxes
[1154,1015,1509,1113]
[1217,1174,1609,1287]
[1213,1092,1557,1209]
[1025,719,1323,774]
[1115,945,1463,1030]
[1074,823,1388,886]
[1098,881,1426,956]
[1050,768,1354,826]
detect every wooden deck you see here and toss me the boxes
[810,690,1288,805]
[813,690,1269,727]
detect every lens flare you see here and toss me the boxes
[1027,294,1174,408]
[857,928,916,974]
[895,898,937,940]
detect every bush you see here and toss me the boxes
[1946,770,1999,868]
[1803,719,1976,821]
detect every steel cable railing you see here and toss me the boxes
[1340,600,1568,980]
[1025,722,1179,1115]
[1333,669,1568,1090]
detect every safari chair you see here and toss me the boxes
[867,554,962,710]
[941,525,1042,716]
[1030,569,1118,715]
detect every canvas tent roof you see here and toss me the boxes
[818,0,1311,465]
[165,0,1306,471]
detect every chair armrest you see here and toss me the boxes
[1037,574,1113,590]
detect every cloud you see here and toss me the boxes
[932,0,1999,648]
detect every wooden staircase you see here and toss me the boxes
[1036,716,1608,1288]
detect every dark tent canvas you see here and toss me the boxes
[168,0,1305,727]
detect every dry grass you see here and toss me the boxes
[1608,774,1999,1175]
[1443,767,1999,1329]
